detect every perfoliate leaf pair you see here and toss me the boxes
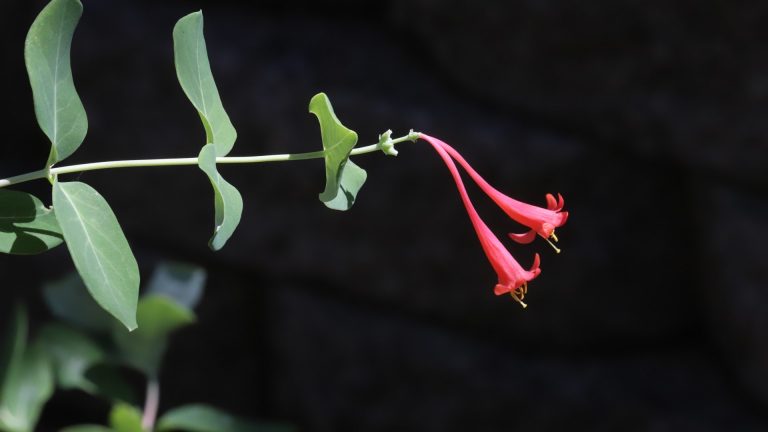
[310,93,367,211]
[174,11,242,251]
[22,0,142,331]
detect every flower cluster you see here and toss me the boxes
[419,134,568,308]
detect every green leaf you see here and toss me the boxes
[61,426,115,432]
[112,295,195,376]
[197,144,243,251]
[108,404,143,432]
[52,181,139,331]
[157,404,295,432]
[0,308,54,432]
[146,261,207,310]
[322,160,367,211]
[43,272,114,333]
[173,11,236,156]
[0,189,64,254]
[37,324,104,392]
[308,92,366,210]
[24,0,88,165]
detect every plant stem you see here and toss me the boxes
[141,378,160,431]
[0,132,419,189]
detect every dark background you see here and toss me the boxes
[2,0,768,431]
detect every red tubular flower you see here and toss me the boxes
[423,134,569,253]
[421,134,541,307]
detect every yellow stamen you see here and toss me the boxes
[550,231,559,242]
[545,236,561,254]
[511,283,528,308]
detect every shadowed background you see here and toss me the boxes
[1,0,768,430]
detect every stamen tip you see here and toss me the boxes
[544,236,561,253]
[510,290,528,308]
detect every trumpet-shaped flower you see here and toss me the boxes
[423,134,569,252]
[421,134,541,306]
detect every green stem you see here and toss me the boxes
[0,132,419,189]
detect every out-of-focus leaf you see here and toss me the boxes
[0,306,28,402]
[108,404,143,432]
[146,261,207,310]
[83,364,138,405]
[308,92,365,210]
[0,307,54,432]
[24,0,88,164]
[0,189,63,255]
[157,404,296,432]
[52,181,139,331]
[112,295,195,376]
[173,11,236,156]
[60,426,115,432]
[43,272,114,333]
[37,324,104,392]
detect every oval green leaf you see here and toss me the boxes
[308,92,366,210]
[198,144,243,251]
[52,181,139,331]
[112,295,196,377]
[25,0,88,165]
[173,11,236,156]
[0,189,63,255]
[157,404,296,432]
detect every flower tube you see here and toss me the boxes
[421,134,541,306]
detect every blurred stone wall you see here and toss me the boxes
[1,0,767,430]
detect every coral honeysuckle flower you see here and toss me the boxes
[422,134,541,307]
[422,134,569,253]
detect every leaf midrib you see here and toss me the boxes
[194,17,208,117]
[51,8,67,149]
[58,186,121,314]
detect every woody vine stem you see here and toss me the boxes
[0,131,420,189]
